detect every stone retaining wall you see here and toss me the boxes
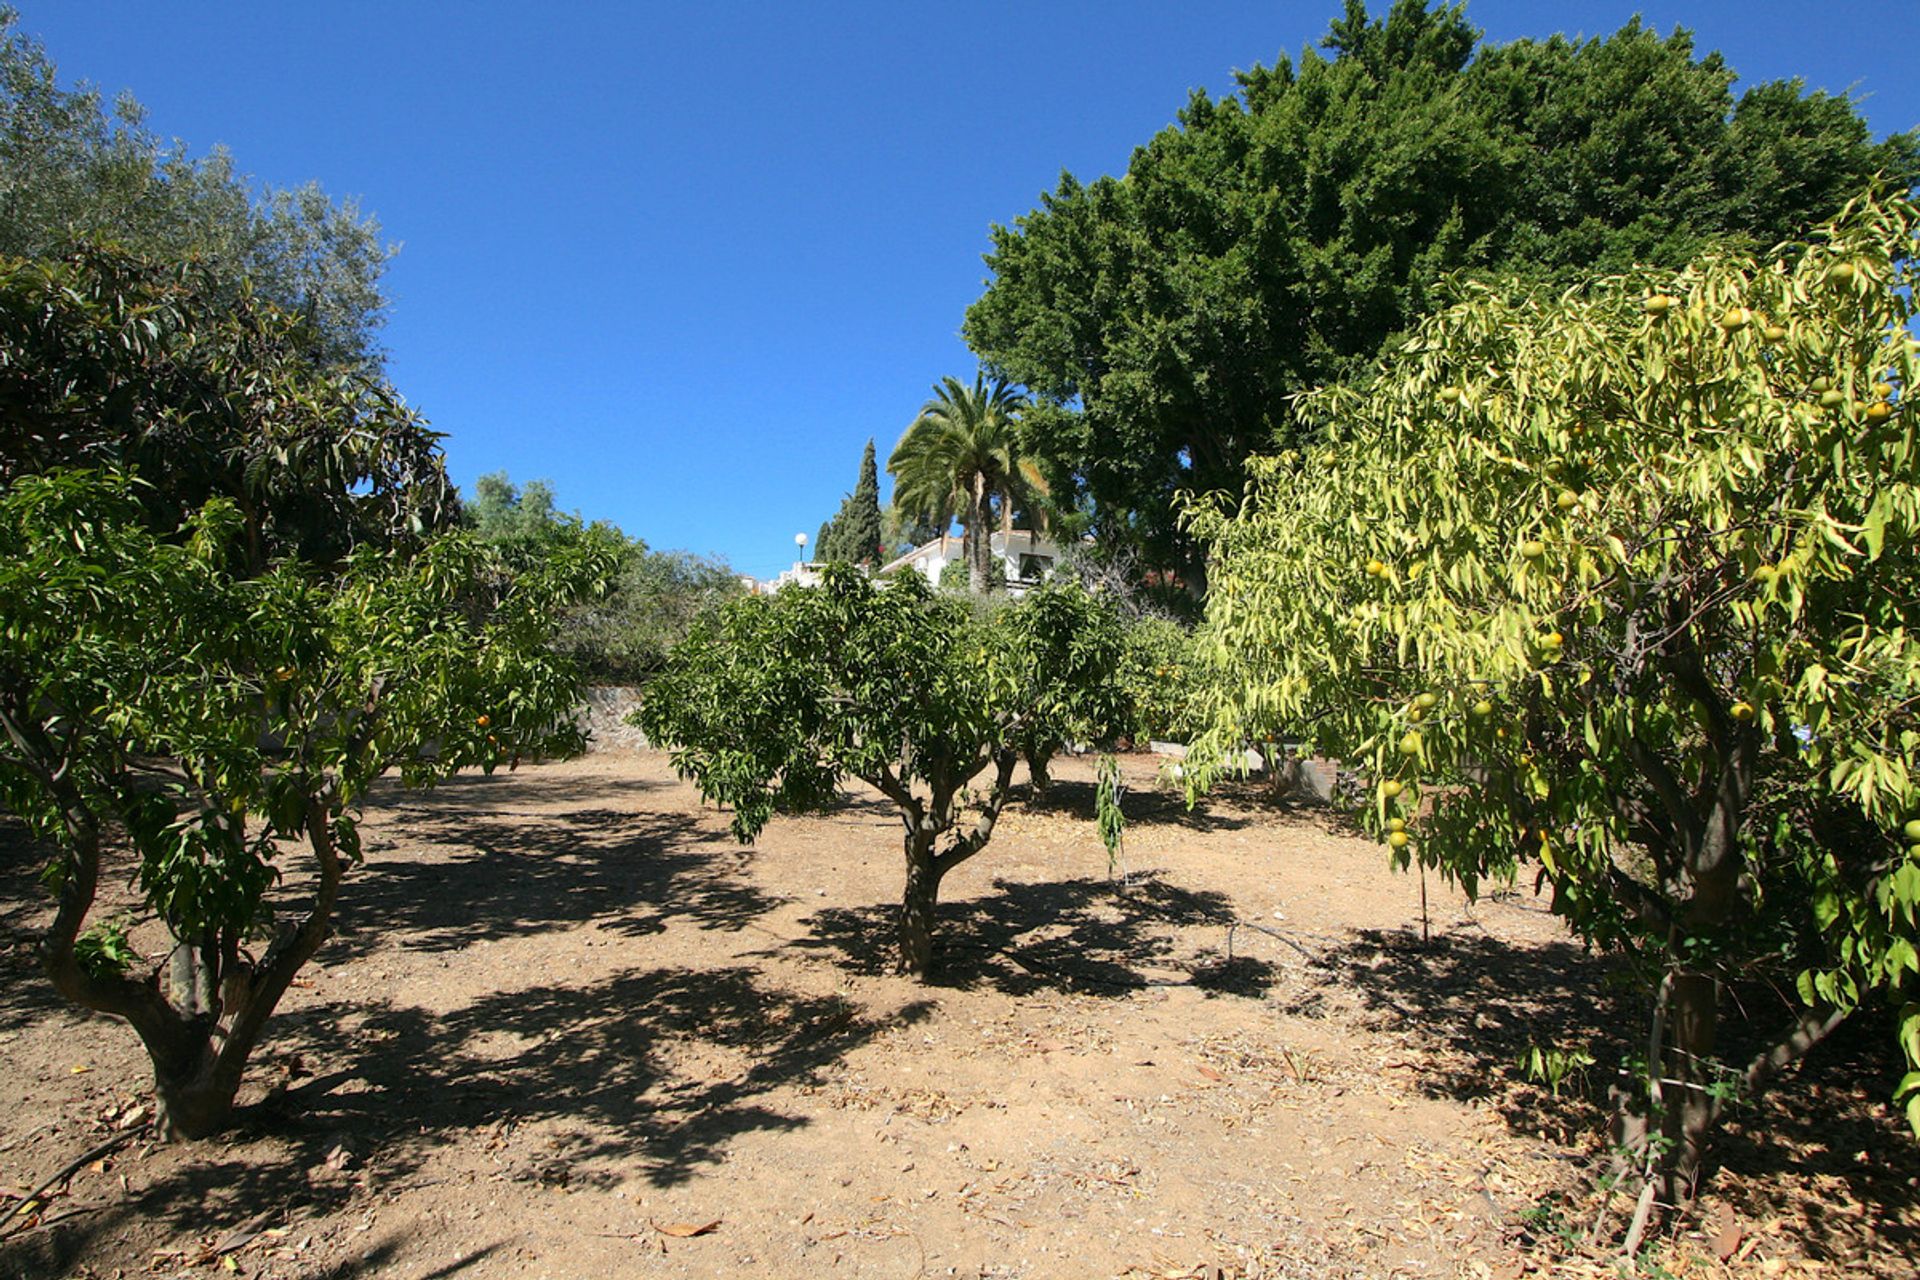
[579,685,649,752]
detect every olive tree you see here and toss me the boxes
[635,567,1127,975]
[1187,195,1920,1210]
[0,8,393,371]
[0,470,615,1138]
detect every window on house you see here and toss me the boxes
[1018,554,1054,580]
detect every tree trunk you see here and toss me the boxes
[1025,749,1052,798]
[899,826,943,977]
[968,473,991,595]
[165,930,218,1018]
[1659,970,1719,1207]
[150,1032,239,1140]
[43,791,345,1140]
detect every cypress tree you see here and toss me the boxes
[845,439,883,566]
[815,440,886,565]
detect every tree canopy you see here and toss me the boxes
[965,0,1920,581]
[0,246,454,570]
[815,439,885,566]
[1186,192,1920,1208]
[0,470,616,1136]
[0,7,391,371]
[635,567,1128,974]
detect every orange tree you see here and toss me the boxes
[0,470,615,1137]
[635,567,1127,975]
[1186,195,1920,1208]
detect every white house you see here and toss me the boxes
[759,561,826,593]
[878,530,1062,595]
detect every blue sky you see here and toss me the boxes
[18,2,1919,580]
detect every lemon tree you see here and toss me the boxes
[1187,195,1920,1206]
[636,567,1127,976]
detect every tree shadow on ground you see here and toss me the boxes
[1707,1012,1920,1268]
[324,771,780,959]
[1020,776,1278,834]
[267,963,934,1190]
[0,816,75,1035]
[1306,925,1920,1268]
[1301,926,1629,1139]
[792,870,1280,998]
[2,963,932,1275]
[0,763,897,1274]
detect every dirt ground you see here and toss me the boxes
[1,751,1915,1279]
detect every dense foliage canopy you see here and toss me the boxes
[966,0,1920,581]
[0,8,391,371]
[1187,193,1920,1205]
[635,568,1127,974]
[0,247,454,570]
[0,471,615,1136]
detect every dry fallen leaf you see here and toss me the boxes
[654,1219,720,1238]
[1196,1065,1224,1082]
[1708,1201,1743,1261]
[214,1209,276,1256]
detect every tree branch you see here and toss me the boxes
[866,762,921,823]
[1709,1005,1850,1126]
[1626,736,1695,869]
[934,749,1020,878]
[212,787,345,1093]
[1605,865,1675,935]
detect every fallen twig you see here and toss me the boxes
[1224,918,1328,966]
[1620,1181,1658,1259]
[0,1202,106,1238]
[0,1130,135,1236]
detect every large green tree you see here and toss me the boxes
[888,374,1044,594]
[0,8,390,370]
[0,246,454,570]
[0,471,616,1137]
[813,439,885,566]
[1187,194,1920,1214]
[635,568,1127,975]
[966,0,1920,581]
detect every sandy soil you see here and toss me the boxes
[0,751,1913,1279]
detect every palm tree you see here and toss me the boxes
[888,374,1045,594]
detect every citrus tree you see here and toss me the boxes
[0,470,615,1138]
[635,567,1127,975]
[1119,616,1199,745]
[1186,195,1920,1208]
